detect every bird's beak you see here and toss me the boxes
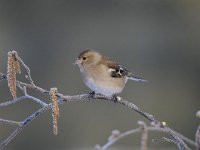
[73,59,81,65]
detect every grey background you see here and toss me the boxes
[0,0,200,149]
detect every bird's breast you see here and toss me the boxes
[80,65,127,96]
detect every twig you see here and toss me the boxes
[173,130,197,147]
[0,73,7,81]
[0,103,52,149]
[116,97,158,123]
[196,111,200,150]
[16,55,35,85]
[138,121,148,150]
[167,127,189,150]
[23,86,47,107]
[0,119,22,126]
[153,137,192,150]
[0,127,23,149]
[97,120,195,150]
[0,96,27,107]
[97,128,141,150]
[0,77,196,149]
[0,50,197,150]
[0,74,196,150]
[196,126,200,150]
[153,137,178,145]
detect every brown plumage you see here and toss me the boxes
[75,49,146,96]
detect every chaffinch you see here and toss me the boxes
[74,49,146,98]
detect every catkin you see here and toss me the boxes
[7,51,21,99]
[50,87,59,135]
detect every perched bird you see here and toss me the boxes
[74,49,146,98]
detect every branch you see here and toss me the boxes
[0,119,22,126]
[153,136,191,150]
[0,96,27,107]
[0,73,7,81]
[196,111,200,150]
[196,126,200,150]
[0,89,196,149]
[0,51,197,150]
[96,121,194,150]
[16,54,35,85]
[139,121,148,150]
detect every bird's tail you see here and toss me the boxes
[127,74,147,82]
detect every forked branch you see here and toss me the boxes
[0,50,198,150]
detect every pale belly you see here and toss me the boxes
[83,75,126,96]
[79,64,127,96]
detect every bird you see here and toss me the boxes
[74,49,146,99]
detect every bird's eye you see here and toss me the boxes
[82,57,87,60]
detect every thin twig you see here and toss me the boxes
[153,137,192,150]
[99,128,141,150]
[153,137,178,145]
[0,73,7,81]
[167,127,189,150]
[116,97,158,123]
[26,95,48,107]
[0,119,22,126]
[0,50,197,150]
[23,86,47,107]
[0,87,196,150]
[0,96,27,107]
[195,125,200,150]
[0,103,52,149]
[0,127,23,149]
[139,121,148,150]
[16,56,35,85]
[98,125,182,150]
[174,130,197,147]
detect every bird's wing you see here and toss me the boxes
[99,56,129,78]
[100,56,147,82]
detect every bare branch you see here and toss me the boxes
[0,96,27,107]
[97,123,178,150]
[26,95,48,106]
[138,121,148,150]
[195,126,200,150]
[98,128,141,150]
[0,119,22,126]
[116,97,157,123]
[167,127,190,150]
[153,137,192,150]
[0,86,196,150]
[0,73,7,81]
[15,54,35,85]
[153,137,178,145]
[196,111,200,150]
[173,130,197,148]
[0,103,52,150]
[0,51,197,150]
[0,127,23,149]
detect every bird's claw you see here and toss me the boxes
[88,91,96,99]
[112,95,118,103]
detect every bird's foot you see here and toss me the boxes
[112,95,118,103]
[88,91,96,99]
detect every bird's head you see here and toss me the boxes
[74,49,101,67]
